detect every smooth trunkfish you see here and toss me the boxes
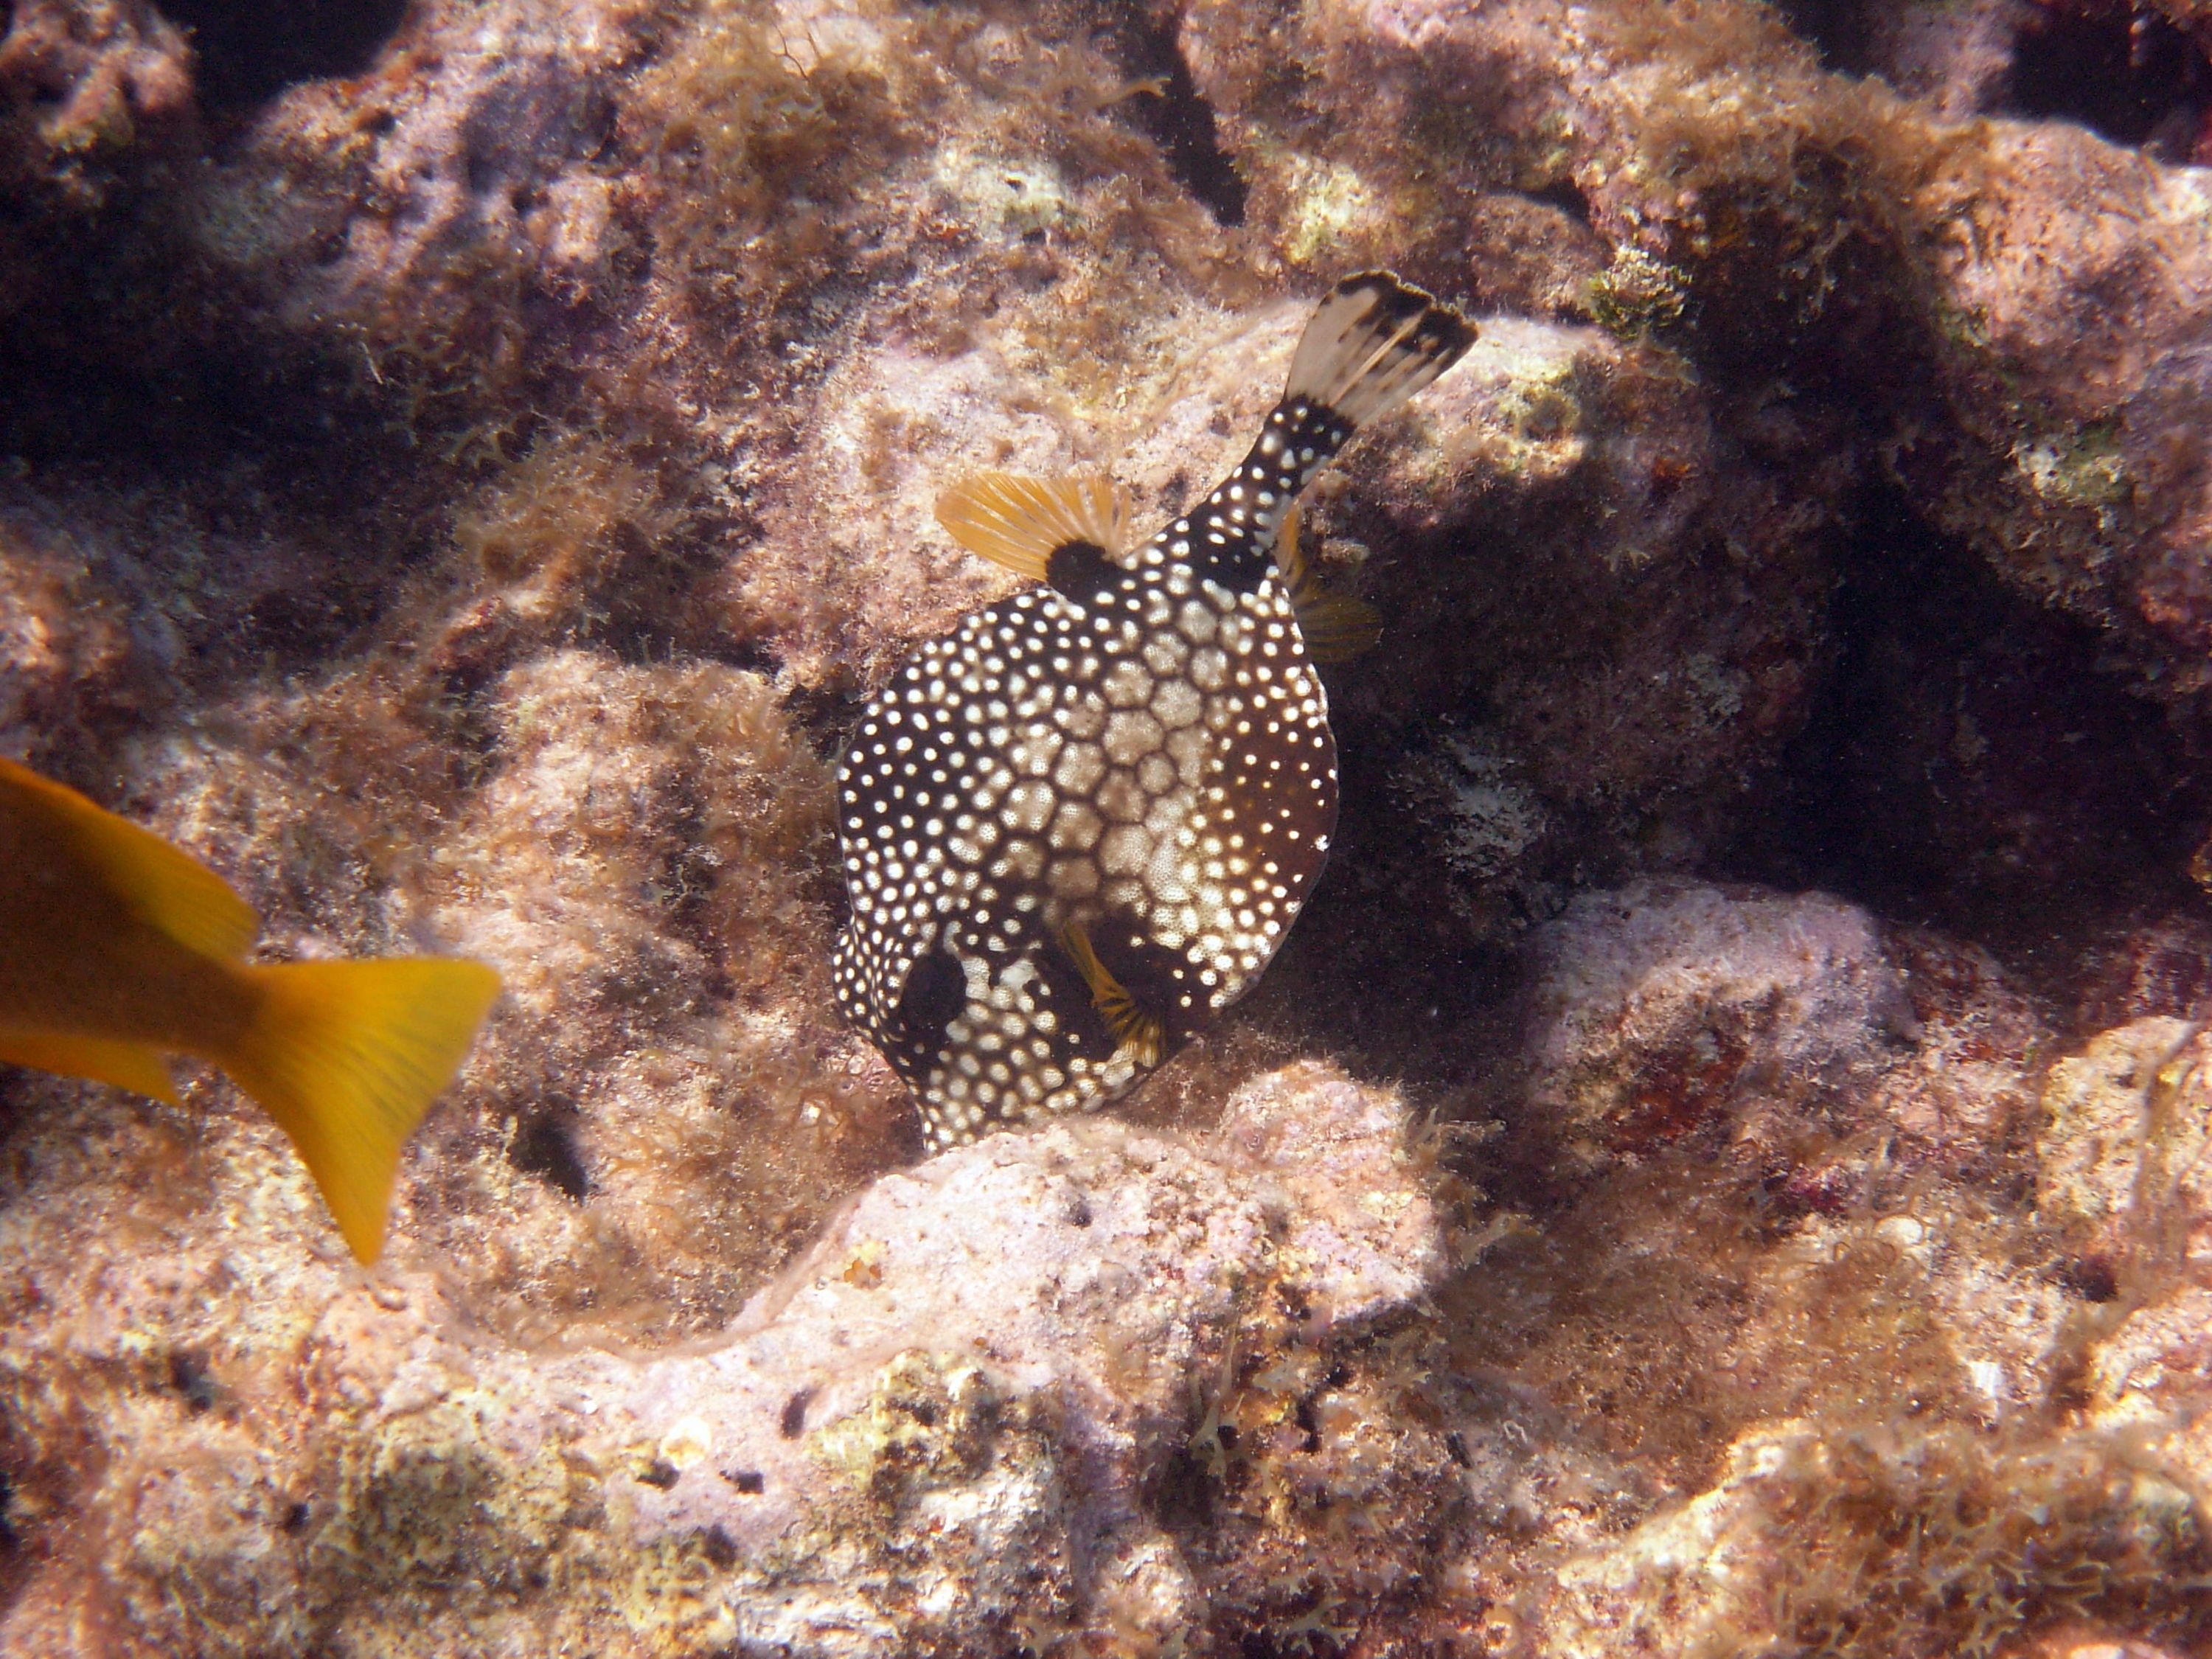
[833,273,1475,1147]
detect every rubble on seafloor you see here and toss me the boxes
[9,0,2212,1652]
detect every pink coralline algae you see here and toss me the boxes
[1,1063,1447,1653]
[8,0,2212,1650]
[1520,879,1919,1158]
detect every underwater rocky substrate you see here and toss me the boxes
[10,0,2212,1652]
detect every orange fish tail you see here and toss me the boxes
[220,957,500,1265]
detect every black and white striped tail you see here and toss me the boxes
[1186,274,1475,589]
[1287,272,1474,423]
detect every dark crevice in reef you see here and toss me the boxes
[1767,0,1880,76]
[509,1098,593,1201]
[1713,479,2212,999]
[0,199,411,481]
[1098,6,1248,226]
[158,0,412,117]
[1773,1,2212,161]
[2008,4,2212,154]
[0,342,367,472]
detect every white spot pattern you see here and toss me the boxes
[834,276,1472,1148]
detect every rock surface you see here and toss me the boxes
[0,1064,1446,1652]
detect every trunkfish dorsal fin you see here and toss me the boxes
[933,473,1133,584]
[1273,504,1382,664]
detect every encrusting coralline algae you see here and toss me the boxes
[4,1064,1447,1655]
[10,0,2212,1651]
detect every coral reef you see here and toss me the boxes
[1452,883,2212,1658]
[7,0,2212,1649]
[0,1064,1450,1652]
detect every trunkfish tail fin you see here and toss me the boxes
[1284,272,1475,427]
[1189,276,1473,591]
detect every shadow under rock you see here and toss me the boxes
[1714,479,2212,1015]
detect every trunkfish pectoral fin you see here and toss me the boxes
[1059,918,1166,1070]
[1274,504,1382,664]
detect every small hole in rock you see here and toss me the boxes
[509,1100,591,1200]
[779,1387,815,1439]
[1525,177,1593,223]
[168,1351,218,1414]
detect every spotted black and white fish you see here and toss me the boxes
[833,274,1475,1147]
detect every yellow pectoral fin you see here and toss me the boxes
[1293,588,1384,664]
[934,473,1133,581]
[1274,502,1312,592]
[1057,920,1165,1069]
[0,757,260,959]
[0,1028,180,1104]
[1273,506,1382,663]
[219,956,501,1265]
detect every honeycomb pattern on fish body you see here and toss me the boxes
[833,275,1474,1147]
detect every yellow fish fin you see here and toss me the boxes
[220,957,501,1265]
[0,1029,179,1104]
[1273,505,1382,664]
[0,757,259,959]
[1058,919,1164,1069]
[1293,591,1383,664]
[934,473,1131,582]
[1273,501,1312,591]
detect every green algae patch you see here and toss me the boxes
[809,1351,1005,1500]
[2013,423,2132,513]
[1279,154,1387,270]
[928,145,1080,243]
[1587,246,1691,339]
[328,1391,599,1593]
